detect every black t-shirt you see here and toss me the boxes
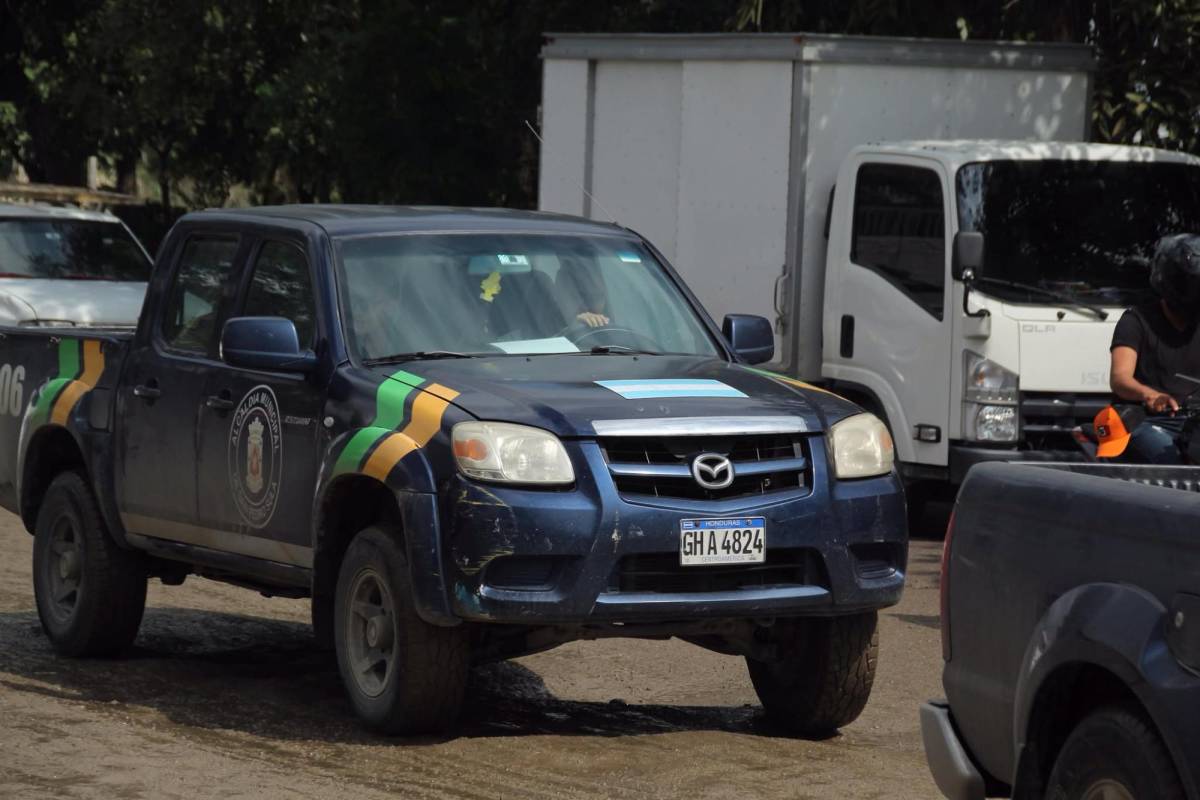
[1110,302,1200,402]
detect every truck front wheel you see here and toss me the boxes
[1046,707,1184,800]
[745,611,878,735]
[33,471,147,656]
[334,525,469,735]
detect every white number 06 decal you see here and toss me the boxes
[0,364,26,416]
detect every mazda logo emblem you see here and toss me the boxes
[691,453,734,490]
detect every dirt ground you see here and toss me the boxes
[0,508,946,800]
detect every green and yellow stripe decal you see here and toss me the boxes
[743,366,842,398]
[333,370,460,479]
[32,339,105,426]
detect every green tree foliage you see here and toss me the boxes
[3,1,1198,211]
[735,0,1200,153]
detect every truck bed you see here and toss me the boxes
[1013,460,1200,492]
[0,327,131,516]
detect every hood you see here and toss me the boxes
[373,355,853,438]
[0,279,147,327]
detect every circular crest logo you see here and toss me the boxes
[228,385,282,528]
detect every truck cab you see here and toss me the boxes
[821,142,1200,484]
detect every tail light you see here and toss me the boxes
[940,509,955,661]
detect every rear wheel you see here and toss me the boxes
[33,471,147,656]
[334,525,469,735]
[1046,707,1184,800]
[746,612,878,735]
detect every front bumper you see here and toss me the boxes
[920,701,987,800]
[437,439,907,625]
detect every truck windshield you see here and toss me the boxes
[956,160,1200,305]
[336,233,720,360]
[0,218,151,281]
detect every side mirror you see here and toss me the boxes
[952,231,985,280]
[221,316,316,373]
[722,314,774,365]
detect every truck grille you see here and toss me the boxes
[599,433,810,502]
[611,548,824,594]
[1020,392,1111,448]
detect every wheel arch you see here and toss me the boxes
[311,470,458,642]
[1012,583,1187,797]
[20,424,87,534]
[311,474,405,639]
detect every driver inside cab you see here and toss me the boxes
[1109,233,1200,460]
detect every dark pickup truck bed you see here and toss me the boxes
[922,461,1200,800]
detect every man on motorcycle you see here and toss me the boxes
[1108,233,1200,461]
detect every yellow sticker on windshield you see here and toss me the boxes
[480,270,502,302]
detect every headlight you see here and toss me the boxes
[963,352,1018,442]
[452,422,574,485]
[970,405,1018,442]
[964,351,1017,404]
[830,413,894,479]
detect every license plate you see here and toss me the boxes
[679,517,766,566]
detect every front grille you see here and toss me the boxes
[1020,392,1111,449]
[611,548,823,594]
[600,433,810,501]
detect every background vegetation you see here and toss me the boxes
[2,0,1198,236]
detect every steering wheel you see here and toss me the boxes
[557,321,660,352]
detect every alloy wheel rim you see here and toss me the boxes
[346,568,398,698]
[45,516,82,622]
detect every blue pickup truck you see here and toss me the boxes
[0,206,907,734]
[923,461,1200,800]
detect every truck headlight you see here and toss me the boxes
[830,413,894,479]
[963,352,1018,442]
[970,404,1018,442]
[452,422,574,485]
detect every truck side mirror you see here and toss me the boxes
[221,316,317,373]
[722,314,774,365]
[952,231,985,280]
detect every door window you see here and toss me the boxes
[243,241,316,348]
[851,164,946,320]
[161,237,239,353]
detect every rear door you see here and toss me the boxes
[823,156,953,467]
[194,237,323,568]
[116,234,243,532]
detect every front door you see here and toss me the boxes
[823,157,952,467]
[195,238,323,569]
[117,234,242,532]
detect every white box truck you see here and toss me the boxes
[537,32,1200,494]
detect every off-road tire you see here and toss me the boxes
[33,471,147,656]
[1046,706,1184,800]
[334,525,469,735]
[746,611,878,735]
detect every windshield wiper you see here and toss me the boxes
[972,276,1109,320]
[363,350,477,365]
[585,345,661,355]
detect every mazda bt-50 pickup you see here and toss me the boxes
[0,206,907,734]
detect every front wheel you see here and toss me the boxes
[334,525,469,735]
[1046,707,1184,800]
[33,471,147,656]
[745,612,878,735]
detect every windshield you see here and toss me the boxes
[336,233,720,360]
[956,160,1200,305]
[0,218,151,281]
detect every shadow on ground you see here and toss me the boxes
[0,605,786,746]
